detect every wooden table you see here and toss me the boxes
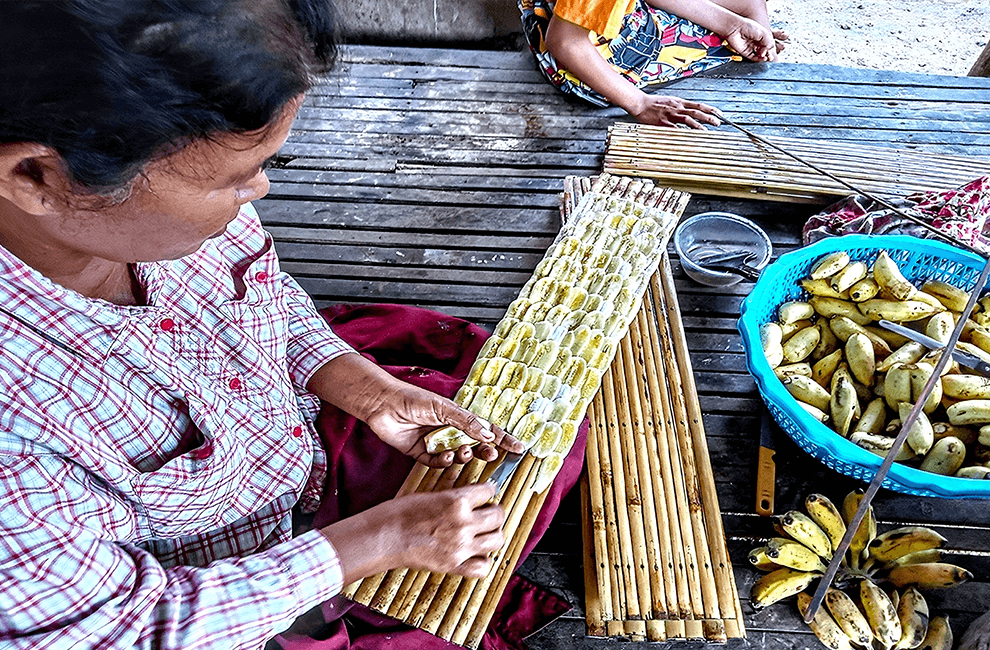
[257,45,990,648]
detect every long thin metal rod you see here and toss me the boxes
[716,113,984,256]
[802,255,990,622]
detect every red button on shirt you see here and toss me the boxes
[254,271,269,283]
[291,425,303,438]
[228,377,242,391]
[159,318,175,332]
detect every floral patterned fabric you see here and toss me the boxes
[520,0,741,107]
[803,176,990,254]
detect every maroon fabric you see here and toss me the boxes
[274,303,587,650]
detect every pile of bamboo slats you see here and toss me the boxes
[342,174,691,649]
[604,123,990,203]
[564,177,746,643]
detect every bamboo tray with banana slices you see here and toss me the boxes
[341,174,689,648]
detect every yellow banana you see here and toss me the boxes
[850,431,917,461]
[909,362,942,414]
[925,311,955,345]
[876,341,927,373]
[801,277,846,299]
[779,300,816,324]
[894,586,929,650]
[776,510,833,559]
[873,251,918,301]
[855,397,888,435]
[747,546,783,572]
[919,436,967,476]
[947,399,990,426]
[849,276,880,302]
[831,375,860,438]
[842,489,876,570]
[529,421,563,458]
[885,563,973,589]
[941,374,990,400]
[512,410,548,448]
[506,391,542,431]
[797,592,855,650]
[810,251,851,280]
[783,325,821,364]
[813,348,844,388]
[899,403,934,456]
[798,401,831,424]
[813,319,842,361]
[858,299,938,323]
[805,493,847,552]
[918,615,952,650]
[831,261,868,293]
[922,280,970,312]
[530,339,561,372]
[825,587,874,648]
[781,318,813,341]
[775,362,814,381]
[859,578,903,647]
[885,363,913,410]
[784,374,832,412]
[846,332,876,387]
[766,537,829,573]
[866,526,947,564]
[887,549,943,568]
[750,567,820,609]
[955,465,990,479]
[811,297,873,325]
[489,387,522,429]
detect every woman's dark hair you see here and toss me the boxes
[0,0,337,193]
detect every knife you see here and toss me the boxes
[755,408,776,517]
[877,319,990,377]
[487,451,525,491]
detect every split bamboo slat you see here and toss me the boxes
[604,122,990,203]
[344,174,692,648]
[566,177,746,643]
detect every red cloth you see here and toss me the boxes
[274,303,588,650]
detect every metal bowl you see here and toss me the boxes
[673,212,773,286]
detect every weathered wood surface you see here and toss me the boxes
[257,45,990,648]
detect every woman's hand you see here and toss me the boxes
[321,483,507,583]
[362,379,525,467]
[723,17,778,61]
[629,94,722,129]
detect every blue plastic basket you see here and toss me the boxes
[738,234,990,499]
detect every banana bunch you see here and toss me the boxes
[750,490,970,650]
[426,178,681,493]
[762,249,990,480]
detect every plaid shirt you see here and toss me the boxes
[0,204,353,649]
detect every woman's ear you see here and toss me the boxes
[0,143,72,216]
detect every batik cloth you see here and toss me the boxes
[520,0,741,107]
[803,175,990,254]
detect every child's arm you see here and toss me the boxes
[646,0,778,60]
[544,15,721,128]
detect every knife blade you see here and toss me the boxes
[877,319,990,377]
[487,452,525,491]
[755,408,776,517]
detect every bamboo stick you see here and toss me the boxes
[580,473,607,637]
[599,366,642,624]
[659,255,746,638]
[609,342,654,633]
[622,318,668,637]
[592,393,627,639]
[632,307,680,618]
[583,399,616,629]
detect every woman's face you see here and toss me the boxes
[54,96,303,263]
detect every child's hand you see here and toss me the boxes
[629,94,722,129]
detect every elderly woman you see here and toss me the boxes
[521,0,787,127]
[0,2,583,648]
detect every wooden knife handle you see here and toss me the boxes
[755,446,776,517]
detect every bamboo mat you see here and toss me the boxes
[342,174,691,649]
[565,178,746,643]
[604,123,990,203]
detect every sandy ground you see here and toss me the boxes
[767,0,988,76]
